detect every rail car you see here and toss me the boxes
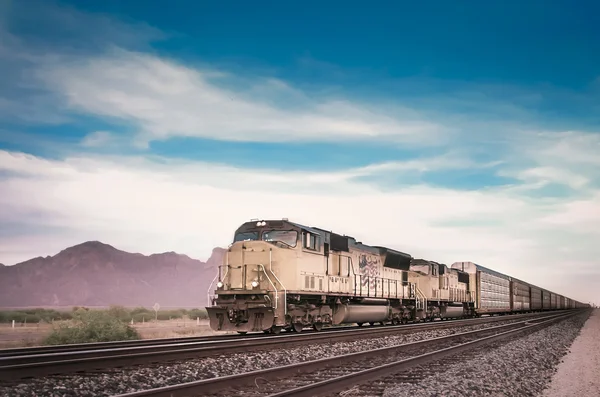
[206,219,587,334]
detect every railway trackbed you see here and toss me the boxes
[0,309,551,359]
[109,310,578,397]
[0,310,571,383]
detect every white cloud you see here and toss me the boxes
[1,149,598,304]
[31,49,447,148]
[512,166,589,189]
[496,130,600,194]
[536,193,600,233]
[536,130,600,166]
[81,131,118,148]
[0,2,598,306]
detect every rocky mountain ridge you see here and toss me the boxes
[0,241,225,308]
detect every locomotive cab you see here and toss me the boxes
[207,219,329,334]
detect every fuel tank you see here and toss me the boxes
[332,304,389,325]
[441,305,464,318]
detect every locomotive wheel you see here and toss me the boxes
[312,322,323,331]
[270,326,282,335]
[292,322,304,333]
[357,322,364,327]
[369,322,375,326]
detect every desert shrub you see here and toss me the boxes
[155,309,184,320]
[0,311,39,323]
[130,307,152,316]
[107,305,131,322]
[132,313,150,322]
[43,309,141,345]
[23,314,42,323]
[0,309,73,323]
[187,308,209,319]
[57,311,73,320]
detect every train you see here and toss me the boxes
[206,219,588,334]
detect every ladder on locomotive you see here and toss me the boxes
[415,284,428,313]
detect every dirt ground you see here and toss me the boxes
[0,318,232,348]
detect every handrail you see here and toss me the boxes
[415,285,428,314]
[258,264,279,314]
[206,251,228,305]
[206,272,218,307]
[352,276,413,301]
[336,253,357,277]
[269,249,287,316]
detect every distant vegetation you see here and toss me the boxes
[0,308,73,324]
[0,306,210,345]
[0,306,209,324]
[44,309,141,345]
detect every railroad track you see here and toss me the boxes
[109,310,580,397]
[0,310,542,359]
[0,309,565,359]
[0,310,569,382]
[0,324,360,358]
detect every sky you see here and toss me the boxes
[0,0,599,305]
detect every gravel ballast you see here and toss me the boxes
[1,319,526,397]
[380,311,590,397]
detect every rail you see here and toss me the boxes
[107,310,581,397]
[0,310,572,382]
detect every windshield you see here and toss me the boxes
[233,231,259,242]
[262,230,298,247]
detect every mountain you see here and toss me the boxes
[0,241,226,308]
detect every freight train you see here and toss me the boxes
[206,219,587,334]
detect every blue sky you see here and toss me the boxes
[0,0,599,304]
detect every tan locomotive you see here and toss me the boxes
[206,219,586,334]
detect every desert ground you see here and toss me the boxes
[0,318,232,349]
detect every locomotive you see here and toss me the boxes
[206,219,586,334]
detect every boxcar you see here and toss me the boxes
[530,285,542,310]
[510,278,531,312]
[557,295,563,309]
[475,264,511,313]
[542,289,551,309]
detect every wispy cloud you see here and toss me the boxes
[29,49,446,149]
[0,148,598,305]
[0,2,599,305]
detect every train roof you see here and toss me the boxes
[288,221,327,237]
[451,261,512,280]
[238,219,585,304]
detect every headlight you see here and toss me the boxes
[251,280,259,288]
[216,281,223,288]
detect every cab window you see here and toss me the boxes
[303,231,320,251]
[263,230,298,247]
[233,231,258,242]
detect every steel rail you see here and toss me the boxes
[108,310,582,397]
[0,310,571,382]
[0,323,361,358]
[265,312,582,397]
[0,309,564,358]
